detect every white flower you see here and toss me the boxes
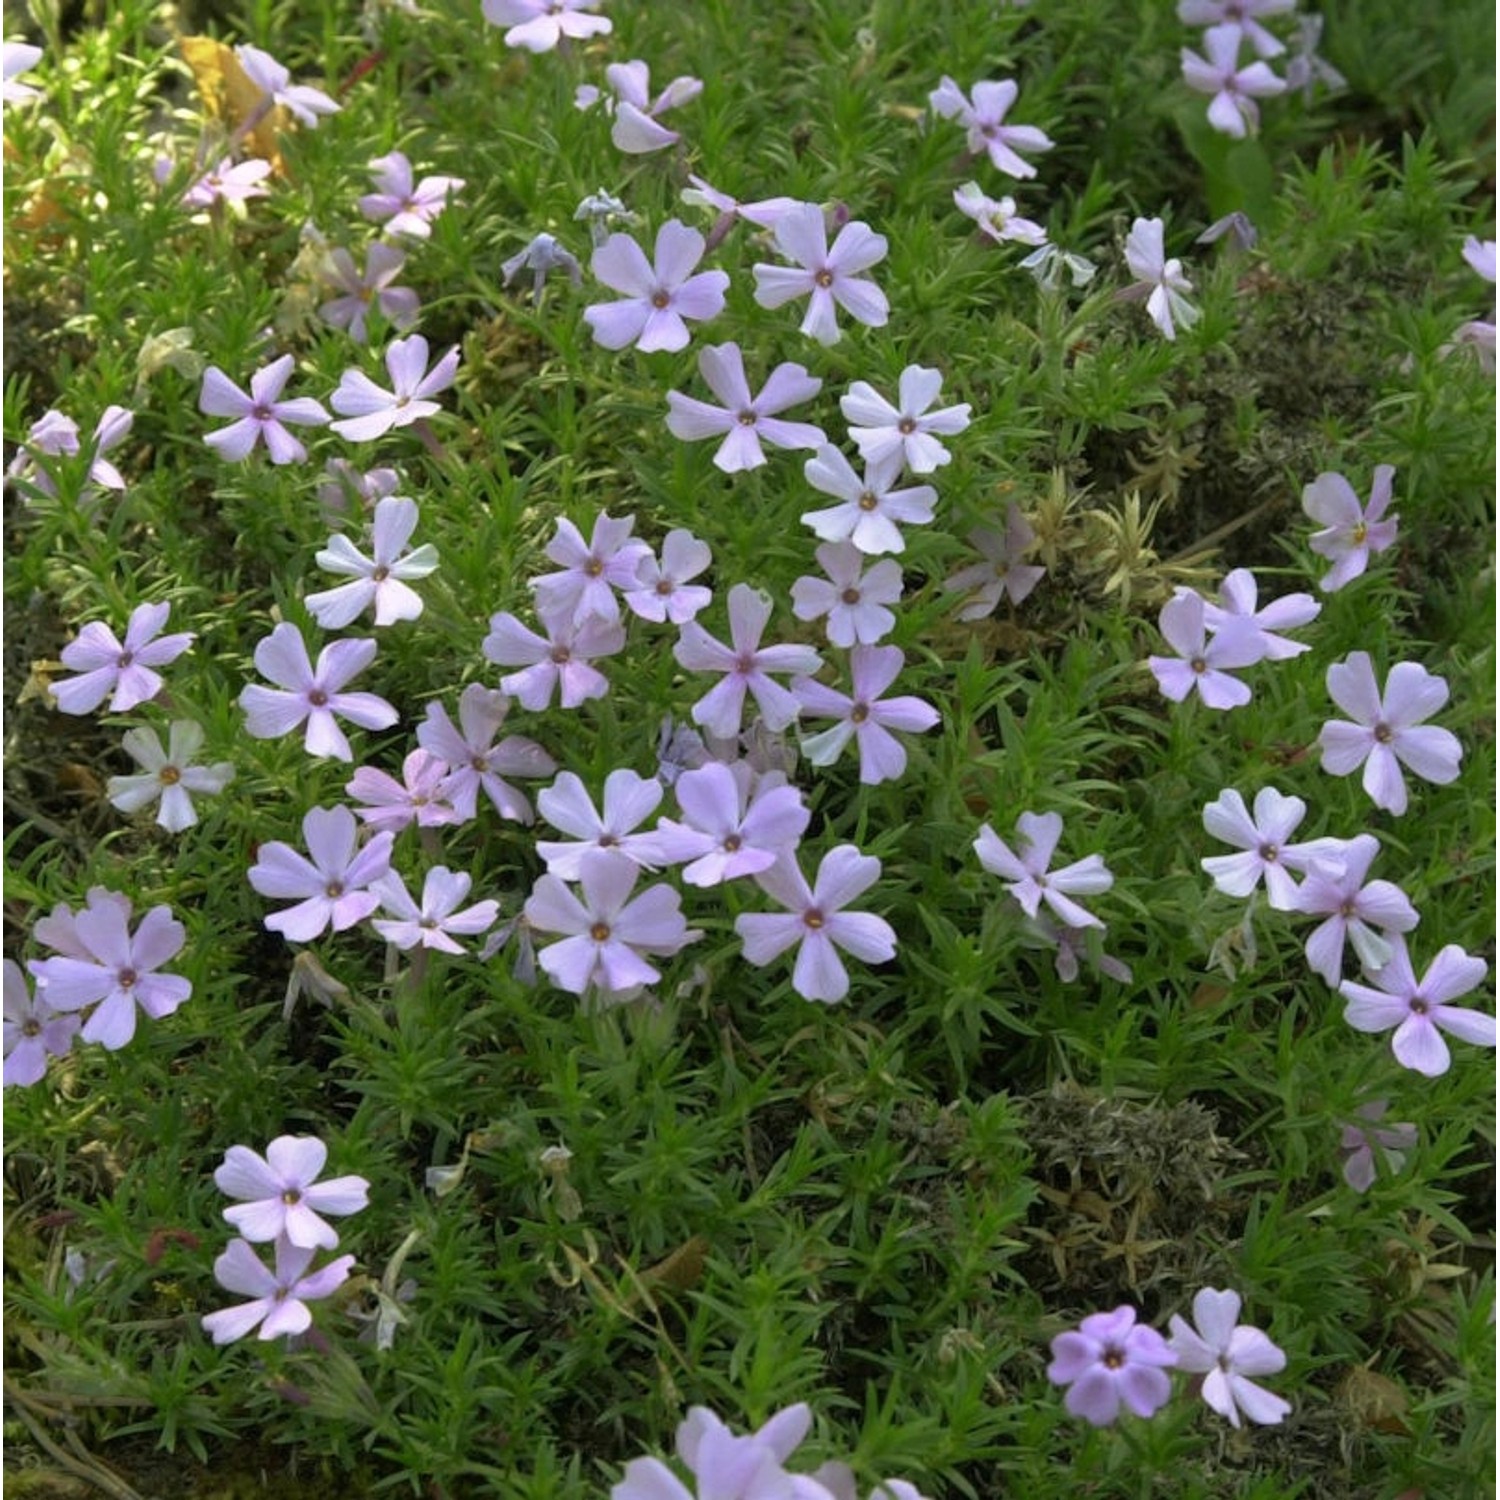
[306,496,438,628]
[106,722,234,832]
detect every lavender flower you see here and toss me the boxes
[106,721,235,832]
[1283,13,1347,99]
[674,583,824,738]
[370,868,500,953]
[841,365,971,475]
[800,447,936,556]
[952,182,1047,246]
[318,244,420,343]
[790,542,902,647]
[1301,466,1398,592]
[1167,1289,1290,1427]
[418,684,556,822]
[581,60,702,154]
[653,761,809,886]
[535,770,668,878]
[346,749,461,833]
[3,42,43,105]
[752,203,889,345]
[1119,217,1199,340]
[52,602,194,716]
[943,505,1046,618]
[1201,568,1319,661]
[482,0,611,52]
[1339,935,1494,1077]
[7,404,133,500]
[532,512,652,627]
[247,805,395,941]
[358,151,464,240]
[974,811,1114,929]
[306,496,439,628]
[928,76,1054,178]
[199,356,331,464]
[1147,589,1261,709]
[239,623,397,762]
[27,898,190,1050]
[1338,1100,1417,1192]
[584,220,728,354]
[3,959,80,1086]
[329,335,460,442]
[665,342,824,472]
[1290,834,1418,986]
[235,44,339,127]
[201,1237,354,1345]
[623,529,714,624]
[215,1136,369,1249]
[735,845,897,1004]
[793,646,940,785]
[1317,653,1461,815]
[1180,0,1296,59]
[182,157,272,209]
[1046,1306,1177,1425]
[482,611,626,710]
[1181,24,1286,138]
[1199,786,1337,909]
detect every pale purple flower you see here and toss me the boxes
[482,0,611,52]
[1199,786,1338,910]
[1290,834,1418,986]
[665,342,824,472]
[928,76,1054,178]
[1301,466,1399,592]
[201,1237,355,1345]
[943,504,1046,618]
[1338,1100,1417,1192]
[1197,211,1258,251]
[674,583,824,738]
[1119,217,1199,340]
[752,203,889,346]
[329,334,460,442]
[735,845,896,1004]
[790,542,902,647]
[1026,912,1133,986]
[181,157,272,208]
[535,770,668,878]
[316,459,400,522]
[418,684,556,822]
[215,1136,369,1249]
[6,404,133,500]
[584,220,728,353]
[623,529,714,624]
[358,152,464,240]
[1201,568,1319,662]
[318,244,420,343]
[681,174,799,242]
[974,811,1114,929]
[800,446,936,556]
[200,356,331,464]
[306,496,439,628]
[370,868,500,954]
[1180,0,1296,59]
[3,42,43,105]
[1318,653,1462,816]
[32,889,131,960]
[1458,235,1498,370]
[793,646,940,785]
[3,959,80,1087]
[1147,589,1261,709]
[841,366,971,475]
[580,60,702,154]
[653,761,809,887]
[532,512,652,627]
[1340,936,1494,1077]
[1283,13,1346,99]
[952,181,1047,246]
[501,232,584,307]
[1046,1305,1177,1426]
[482,610,626,710]
[1463,235,1496,283]
[52,602,193,716]
[525,852,698,1000]
[239,623,398,762]
[1168,1289,1290,1428]
[106,721,234,832]
[1181,24,1286,138]
[234,43,339,127]
[346,749,461,833]
[612,1404,817,1500]
[26,900,190,1051]
[247,805,395,942]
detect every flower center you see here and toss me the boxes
[308,689,329,707]
[282,1189,301,1205]
[22,1018,40,1037]
[993,560,1010,577]
[857,490,877,511]
[1409,996,1429,1016]
[1101,1345,1124,1370]
[372,565,390,582]
[1373,722,1393,743]
[655,578,674,595]
[723,833,742,852]
[590,922,611,942]
[118,651,134,668]
[840,587,861,605]
[551,645,572,664]
[850,702,870,724]
[814,268,834,288]
[734,652,757,674]
[1339,899,1356,918]
[326,881,344,899]
[1258,843,1279,863]
[597,834,618,847]
[898,417,916,434]
[803,907,825,930]
[117,967,138,990]
[1189,656,1207,675]
[471,755,487,771]
[1351,521,1368,544]
[651,290,671,309]
[158,765,182,786]
[584,558,604,577]
[420,917,437,929]
[251,404,273,423]
[736,409,757,426]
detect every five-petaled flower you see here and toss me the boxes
[1046,1305,1178,1426]
[200,356,331,464]
[793,645,940,785]
[182,156,272,209]
[652,761,809,887]
[579,59,702,154]
[215,1136,369,1249]
[1317,652,1462,815]
[800,446,936,556]
[1178,0,1295,58]
[974,810,1114,929]
[1290,834,1418,986]
[666,342,825,472]
[1339,935,1494,1077]
[329,335,460,442]
[347,748,461,833]
[1167,1288,1290,1428]
[1301,466,1399,592]
[106,721,234,832]
[752,203,890,345]
[928,76,1054,179]
[247,805,395,942]
[52,601,194,716]
[239,623,398,761]
[1201,567,1319,662]
[735,845,897,1004]
[1147,589,1261,709]
[358,151,464,239]
[952,181,1047,246]
[535,769,668,879]
[1119,217,1199,340]
[943,504,1046,618]
[370,868,500,953]
[790,541,902,647]
[1199,786,1338,910]
[306,496,439,628]
[841,365,971,475]
[318,244,420,343]
[584,220,728,353]
[624,529,714,624]
[1180,24,1287,138]
[201,1236,355,1345]
[418,683,556,823]
[482,610,626,710]
[3,959,80,1087]
[532,512,652,627]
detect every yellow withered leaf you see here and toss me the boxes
[179,36,284,170]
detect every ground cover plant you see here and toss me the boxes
[2,0,1495,1495]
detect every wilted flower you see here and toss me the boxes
[574,187,637,247]
[1046,1305,1177,1426]
[752,203,889,345]
[501,233,584,307]
[7,404,134,501]
[1167,1288,1290,1428]
[1197,211,1258,251]
[52,601,194,716]
[1337,1100,1417,1192]
[106,721,234,832]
